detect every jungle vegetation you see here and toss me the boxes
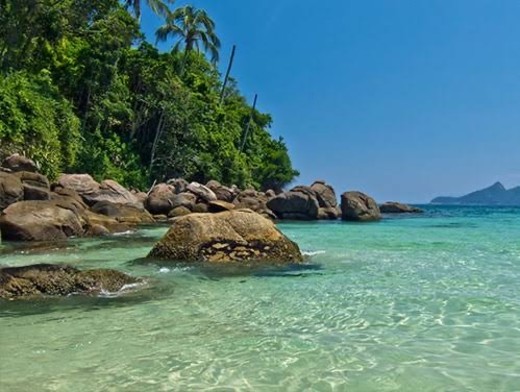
[0,0,299,191]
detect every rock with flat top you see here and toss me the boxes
[148,209,303,264]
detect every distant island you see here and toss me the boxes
[431,182,520,206]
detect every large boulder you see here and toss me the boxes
[1,153,38,173]
[0,172,24,210]
[267,187,320,220]
[148,209,303,264]
[57,174,138,207]
[0,200,86,241]
[380,202,423,214]
[144,183,176,215]
[340,191,381,221]
[0,264,139,299]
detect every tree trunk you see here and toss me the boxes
[219,44,236,105]
[149,109,166,177]
[240,94,258,152]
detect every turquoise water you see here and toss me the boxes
[1,206,520,391]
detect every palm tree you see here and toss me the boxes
[155,5,221,64]
[125,0,174,21]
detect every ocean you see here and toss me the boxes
[1,205,519,391]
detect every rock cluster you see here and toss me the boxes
[267,181,340,220]
[0,155,153,241]
[144,180,275,220]
[0,153,426,300]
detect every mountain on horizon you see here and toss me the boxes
[431,182,520,205]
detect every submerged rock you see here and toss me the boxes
[148,209,303,264]
[340,191,381,221]
[0,264,139,299]
[380,202,423,213]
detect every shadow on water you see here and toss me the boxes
[0,240,76,256]
[1,260,324,318]
[132,256,324,280]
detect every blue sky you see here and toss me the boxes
[141,0,520,203]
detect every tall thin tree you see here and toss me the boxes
[240,94,258,152]
[219,44,236,104]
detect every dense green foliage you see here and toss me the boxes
[0,0,298,190]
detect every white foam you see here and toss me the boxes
[302,250,326,257]
[111,230,135,237]
[98,281,145,298]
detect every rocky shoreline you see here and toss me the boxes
[0,153,423,299]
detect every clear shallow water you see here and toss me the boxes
[1,206,520,391]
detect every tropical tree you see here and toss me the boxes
[124,0,174,21]
[155,5,220,64]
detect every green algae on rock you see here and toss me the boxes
[0,263,140,299]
